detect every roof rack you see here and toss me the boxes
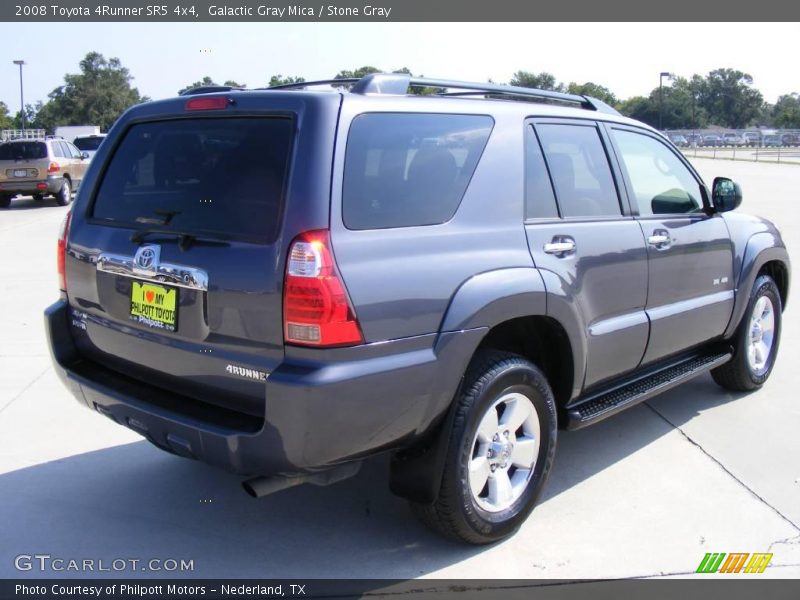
[178,74,620,116]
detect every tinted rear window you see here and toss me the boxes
[0,142,47,160]
[342,113,493,230]
[74,137,105,151]
[92,118,293,243]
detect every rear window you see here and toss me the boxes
[92,118,293,243]
[74,136,105,151]
[0,142,47,160]
[342,113,493,230]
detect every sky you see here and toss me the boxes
[2,22,799,112]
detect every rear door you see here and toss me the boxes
[605,124,734,364]
[65,110,304,418]
[524,119,649,389]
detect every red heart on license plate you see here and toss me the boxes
[145,290,155,303]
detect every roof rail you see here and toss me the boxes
[265,78,359,90]
[179,85,245,96]
[350,73,621,115]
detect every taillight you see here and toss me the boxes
[57,211,71,292]
[48,162,60,173]
[185,96,229,111]
[283,230,363,347]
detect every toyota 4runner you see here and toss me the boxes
[45,74,790,544]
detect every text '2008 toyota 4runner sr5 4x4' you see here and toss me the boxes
[45,74,790,544]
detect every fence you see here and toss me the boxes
[1,129,46,141]
[664,128,800,164]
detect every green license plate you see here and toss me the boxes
[130,281,178,331]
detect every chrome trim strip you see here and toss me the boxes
[97,252,208,291]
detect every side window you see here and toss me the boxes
[66,142,82,159]
[610,129,704,216]
[525,125,558,219]
[51,142,65,158]
[342,113,494,230]
[536,123,621,218]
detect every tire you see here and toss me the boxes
[55,179,71,206]
[411,350,557,544]
[712,274,782,391]
[0,194,10,209]
[33,193,45,202]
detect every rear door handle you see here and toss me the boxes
[543,237,576,255]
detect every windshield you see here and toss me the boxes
[73,137,105,151]
[0,142,47,160]
[92,117,293,243]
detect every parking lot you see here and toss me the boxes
[0,157,798,579]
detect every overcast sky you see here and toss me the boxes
[2,22,799,111]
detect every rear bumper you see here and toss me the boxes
[0,176,62,195]
[45,300,484,477]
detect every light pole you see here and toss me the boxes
[13,60,26,132]
[659,71,672,131]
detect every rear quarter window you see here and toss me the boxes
[342,113,493,230]
[91,118,293,243]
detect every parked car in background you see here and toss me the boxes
[763,134,783,147]
[781,133,799,147]
[685,133,703,147]
[722,133,746,147]
[702,134,722,147]
[0,137,89,207]
[668,133,688,147]
[72,133,107,160]
[743,132,762,147]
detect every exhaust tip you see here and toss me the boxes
[242,480,259,498]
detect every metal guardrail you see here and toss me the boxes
[1,129,46,141]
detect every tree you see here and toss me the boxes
[509,71,563,91]
[772,93,800,128]
[0,102,13,129]
[699,68,763,128]
[566,82,617,106]
[41,52,147,132]
[268,74,305,87]
[332,65,381,88]
[178,77,245,95]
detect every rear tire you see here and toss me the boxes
[712,274,782,391]
[0,194,10,208]
[411,350,557,544]
[55,179,71,206]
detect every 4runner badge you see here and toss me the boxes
[225,364,267,382]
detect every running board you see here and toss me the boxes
[566,350,732,430]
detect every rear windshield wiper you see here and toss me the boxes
[130,229,198,251]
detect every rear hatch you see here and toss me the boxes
[64,92,340,422]
[0,141,49,186]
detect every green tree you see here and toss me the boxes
[42,52,147,131]
[509,71,563,91]
[268,74,306,87]
[772,93,800,128]
[566,82,617,106]
[0,101,14,129]
[699,68,763,128]
[178,77,245,95]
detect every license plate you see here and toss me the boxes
[13,169,27,177]
[130,281,178,331]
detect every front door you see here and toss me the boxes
[605,125,734,365]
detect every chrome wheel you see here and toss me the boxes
[469,392,540,513]
[747,296,775,376]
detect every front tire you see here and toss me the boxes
[712,274,782,391]
[55,179,71,206]
[411,351,557,544]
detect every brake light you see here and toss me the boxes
[48,162,60,173]
[283,230,363,347]
[185,96,229,111]
[57,211,71,292]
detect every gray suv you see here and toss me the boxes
[45,74,790,544]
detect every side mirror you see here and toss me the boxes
[712,177,742,212]
[80,151,90,160]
